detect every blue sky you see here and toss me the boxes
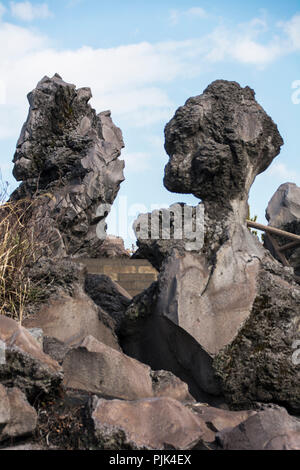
[0,1,299,246]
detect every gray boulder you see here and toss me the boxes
[90,396,205,450]
[266,183,300,227]
[11,73,125,258]
[266,182,300,276]
[121,80,300,412]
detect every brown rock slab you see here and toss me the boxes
[217,407,300,450]
[0,387,37,442]
[24,287,120,351]
[63,335,153,399]
[190,404,256,443]
[63,335,193,403]
[151,370,194,403]
[91,396,205,450]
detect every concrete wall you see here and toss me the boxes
[74,258,158,297]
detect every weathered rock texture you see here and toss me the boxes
[23,257,121,358]
[121,80,300,412]
[164,80,283,212]
[266,182,300,276]
[90,396,205,450]
[84,273,131,329]
[217,406,300,450]
[0,316,62,400]
[11,73,125,257]
[24,285,120,352]
[0,387,37,443]
[189,403,256,444]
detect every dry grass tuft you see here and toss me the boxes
[0,178,58,323]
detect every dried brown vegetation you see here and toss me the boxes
[0,179,58,323]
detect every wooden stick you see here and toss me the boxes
[247,221,300,242]
[279,240,300,252]
[264,233,290,267]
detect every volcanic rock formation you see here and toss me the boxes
[120,80,300,412]
[2,77,299,451]
[11,73,125,257]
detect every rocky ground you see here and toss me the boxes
[0,75,299,451]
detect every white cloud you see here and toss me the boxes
[0,12,299,147]
[204,15,292,66]
[186,7,207,19]
[281,14,300,50]
[0,36,195,138]
[0,21,47,61]
[267,163,299,182]
[169,6,207,25]
[10,1,52,21]
[123,152,151,173]
[231,39,282,65]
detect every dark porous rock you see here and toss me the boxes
[11,73,125,258]
[121,80,300,412]
[84,274,132,329]
[266,182,300,276]
[164,80,283,214]
[213,260,300,411]
[90,396,206,450]
[0,316,62,400]
[216,406,300,450]
[43,336,72,364]
[26,257,86,307]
